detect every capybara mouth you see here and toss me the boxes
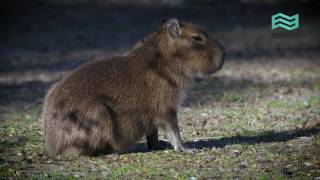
[208,51,225,74]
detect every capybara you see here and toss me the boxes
[43,18,225,156]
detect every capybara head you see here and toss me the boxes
[155,18,225,78]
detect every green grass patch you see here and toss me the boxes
[224,95,242,102]
[266,99,287,109]
[30,171,78,180]
[308,96,320,107]
[312,84,320,92]
[224,107,245,119]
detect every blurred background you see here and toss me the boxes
[1,0,320,178]
[0,0,319,112]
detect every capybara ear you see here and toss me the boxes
[162,18,181,39]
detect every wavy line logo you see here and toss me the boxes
[272,13,299,31]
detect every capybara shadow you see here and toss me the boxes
[125,128,320,154]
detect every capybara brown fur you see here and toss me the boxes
[43,18,225,156]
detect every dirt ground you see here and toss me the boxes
[0,0,320,179]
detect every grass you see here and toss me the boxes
[0,59,320,179]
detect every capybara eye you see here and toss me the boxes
[192,35,204,42]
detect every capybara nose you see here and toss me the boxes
[217,51,225,70]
